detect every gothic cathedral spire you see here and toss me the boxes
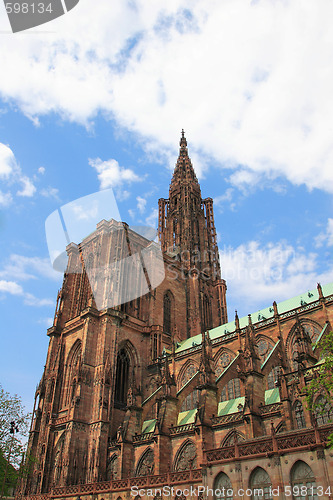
[158,131,228,334]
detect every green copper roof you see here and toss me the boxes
[177,409,197,425]
[313,322,329,349]
[142,386,162,405]
[175,282,333,354]
[265,388,280,405]
[177,372,198,396]
[216,354,240,383]
[218,396,245,416]
[261,341,280,369]
[142,419,156,434]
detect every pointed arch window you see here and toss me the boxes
[106,454,119,480]
[214,472,233,500]
[64,341,81,407]
[180,389,200,411]
[267,366,281,390]
[115,349,130,407]
[215,351,233,377]
[53,434,65,485]
[294,400,306,429]
[179,363,197,389]
[221,378,241,401]
[136,448,154,476]
[163,291,173,334]
[222,431,245,447]
[249,467,272,500]
[290,461,317,500]
[174,441,197,471]
[313,395,333,426]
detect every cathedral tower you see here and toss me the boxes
[21,133,227,494]
[159,131,228,334]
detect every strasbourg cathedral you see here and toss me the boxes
[19,133,333,500]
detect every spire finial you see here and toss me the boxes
[180,129,187,148]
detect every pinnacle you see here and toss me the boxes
[180,129,187,148]
[170,131,200,193]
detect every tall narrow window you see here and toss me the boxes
[221,378,241,402]
[115,349,130,407]
[313,395,333,425]
[250,467,272,500]
[64,342,81,407]
[153,333,158,360]
[173,218,178,247]
[163,292,172,334]
[214,472,233,500]
[180,389,200,412]
[291,461,317,500]
[267,366,281,390]
[203,294,212,331]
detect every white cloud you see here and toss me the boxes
[315,218,333,248]
[23,294,54,307]
[116,189,131,201]
[89,158,141,190]
[145,208,158,227]
[0,280,24,296]
[0,2,333,191]
[0,190,13,207]
[137,196,147,214]
[71,200,99,221]
[37,317,54,327]
[228,170,262,194]
[38,166,45,175]
[220,240,333,314]
[17,176,37,197]
[0,254,61,282]
[0,261,56,306]
[40,186,60,200]
[0,142,36,200]
[0,143,16,179]
[214,188,235,210]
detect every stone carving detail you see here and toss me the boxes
[291,461,316,483]
[179,363,197,389]
[214,472,233,498]
[174,441,197,471]
[215,352,233,377]
[107,454,119,480]
[136,449,154,476]
[222,431,245,447]
[302,322,321,343]
[257,338,273,362]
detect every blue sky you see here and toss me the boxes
[0,0,333,412]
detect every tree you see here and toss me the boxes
[0,383,31,496]
[306,330,333,447]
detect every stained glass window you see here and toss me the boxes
[250,467,272,500]
[291,461,317,500]
[214,472,233,500]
